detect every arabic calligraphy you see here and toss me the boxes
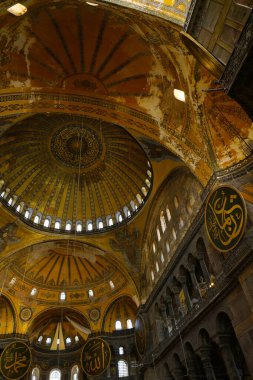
[0,341,31,380]
[205,186,247,252]
[81,337,111,376]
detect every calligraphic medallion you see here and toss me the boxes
[81,337,111,376]
[0,341,31,380]
[135,315,146,357]
[205,186,247,252]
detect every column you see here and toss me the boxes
[189,266,201,299]
[220,334,242,380]
[164,295,176,329]
[200,346,217,380]
[172,286,183,318]
[198,257,210,284]
[179,275,192,311]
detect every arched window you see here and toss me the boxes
[157,227,161,242]
[49,369,61,380]
[55,219,61,229]
[123,206,131,218]
[66,337,71,344]
[119,346,124,355]
[97,219,103,230]
[136,194,143,204]
[43,217,51,228]
[115,320,122,330]
[161,252,165,263]
[59,292,66,301]
[16,204,21,213]
[174,195,179,209]
[172,228,177,240]
[156,261,159,273]
[106,215,114,226]
[71,365,79,380]
[145,178,151,187]
[31,367,40,380]
[118,360,129,377]
[34,214,41,224]
[152,242,156,254]
[166,206,171,221]
[141,186,147,196]
[30,288,37,296]
[147,169,152,178]
[126,319,133,329]
[109,280,115,289]
[160,211,167,233]
[116,212,123,223]
[38,336,43,343]
[87,220,93,231]
[76,221,82,232]
[25,208,33,219]
[65,220,72,231]
[46,337,51,345]
[88,289,94,298]
[179,217,184,229]
[8,197,13,206]
[130,200,137,211]
[151,270,154,281]
[166,242,170,253]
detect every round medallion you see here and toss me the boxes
[51,125,102,168]
[20,307,32,322]
[205,185,247,252]
[135,315,146,357]
[81,337,111,377]
[0,341,31,380]
[89,308,100,322]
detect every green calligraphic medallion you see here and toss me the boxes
[135,315,146,357]
[0,341,31,380]
[205,186,247,252]
[81,337,111,376]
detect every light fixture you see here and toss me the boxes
[86,1,98,6]
[173,89,186,102]
[7,3,27,16]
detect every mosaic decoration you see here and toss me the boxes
[135,315,146,357]
[81,337,111,376]
[0,341,31,380]
[20,307,32,322]
[89,308,100,322]
[51,125,102,169]
[205,186,247,252]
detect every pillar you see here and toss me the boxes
[179,275,192,311]
[200,346,217,380]
[220,334,242,380]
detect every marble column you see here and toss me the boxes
[200,346,217,380]
[189,266,201,299]
[220,335,242,380]
[179,275,192,311]
[198,257,210,284]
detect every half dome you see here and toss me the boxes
[0,114,152,234]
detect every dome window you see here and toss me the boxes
[126,319,133,329]
[136,194,143,204]
[49,369,61,380]
[31,367,40,380]
[76,221,82,232]
[173,89,185,102]
[30,288,37,296]
[119,346,124,355]
[66,337,71,344]
[172,228,177,240]
[152,242,156,253]
[44,217,51,228]
[151,271,154,281]
[8,197,13,206]
[34,215,40,224]
[109,280,115,289]
[55,220,61,229]
[97,219,103,230]
[116,212,123,223]
[157,227,161,242]
[156,261,159,273]
[166,242,170,253]
[60,292,66,301]
[145,178,151,187]
[147,170,152,178]
[7,3,27,16]
[65,221,72,231]
[174,195,179,209]
[9,277,16,287]
[166,207,171,221]
[161,252,165,263]
[25,208,32,219]
[106,215,114,226]
[179,217,184,229]
[46,337,52,345]
[38,336,43,343]
[160,211,167,233]
[87,220,93,231]
[130,200,137,211]
[88,289,94,298]
[123,206,131,218]
[115,320,122,330]
[16,204,21,213]
[75,335,79,343]
[141,186,147,196]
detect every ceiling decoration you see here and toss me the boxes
[0,114,152,233]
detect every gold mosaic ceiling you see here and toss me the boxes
[0,114,152,233]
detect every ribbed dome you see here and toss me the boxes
[0,114,152,233]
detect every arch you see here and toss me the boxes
[102,296,137,332]
[31,367,40,380]
[118,359,129,377]
[71,365,79,380]
[49,369,61,380]
[43,216,51,228]
[0,295,16,334]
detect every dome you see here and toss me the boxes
[102,296,137,332]
[0,114,152,234]
[6,240,131,304]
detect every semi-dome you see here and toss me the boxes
[0,113,152,234]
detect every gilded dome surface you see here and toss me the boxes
[0,114,152,233]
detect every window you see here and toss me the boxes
[76,221,82,232]
[38,336,43,343]
[172,228,177,240]
[60,292,66,301]
[118,360,129,377]
[161,252,165,263]
[16,204,21,213]
[130,200,137,211]
[166,206,171,221]
[166,242,170,253]
[145,178,151,187]
[55,220,61,229]
[46,337,51,345]
[136,194,143,204]
[156,261,159,273]
[173,89,185,102]
[179,217,184,229]
[157,227,161,242]
[141,186,147,196]
[152,242,156,253]
[106,215,114,226]
[30,288,37,296]
[127,319,133,329]
[160,211,167,233]
[123,206,131,218]
[71,365,79,380]
[119,346,124,355]
[115,320,122,330]
[9,277,16,287]
[87,220,93,231]
[31,367,40,380]
[44,217,50,227]
[88,289,94,298]
[174,195,179,209]
[34,215,40,224]
[151,270,154,281]
[116,212,123,222]
[66,337,71,344]
[75,335,79,343]
[147,169,152,178]
[8,197,13,206]
[65,221,72,231]
[97,220,103,229]
[109,280,115,289]
[25,210,30,219]
[49,369,61,380]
